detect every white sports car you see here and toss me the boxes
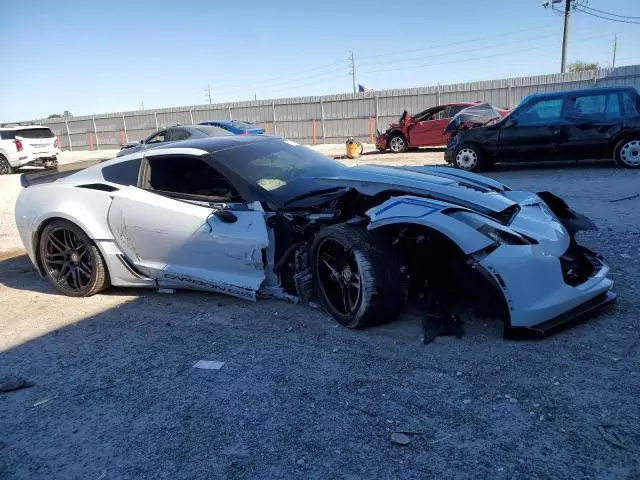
[15,136,615,338]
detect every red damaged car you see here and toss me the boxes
[376,102,508,153]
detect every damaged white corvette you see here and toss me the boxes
[15,136,615,338]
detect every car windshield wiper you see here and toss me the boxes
[283,187,347,206]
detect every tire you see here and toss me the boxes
[311,224,407,329]
[614,138,640,169]
[38,219,110,297]
[45,158,59,169]
[0,155,13,175]
[453,144,485,172]
[388,134,408,153]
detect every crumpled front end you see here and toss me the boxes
[375,132,388,151]
[472,191,615,338]
[366,190,615,338]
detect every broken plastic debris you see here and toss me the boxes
[193,360,225,370]
[597,425,626,449]
[390,432,413,445]
[0,377,35,393]
[33,399,49,407]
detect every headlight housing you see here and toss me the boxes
[447,210,534,246]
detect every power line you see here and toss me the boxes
[357,22,560,61]
[580,4,640,20]
[575,6,640,24]
[358,33,609,75]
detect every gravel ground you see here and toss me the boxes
[1,151,639,479]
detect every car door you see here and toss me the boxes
[561,91,624,159]
[496,97,565,162]
[106,151,269,300]
[407,106,449,147]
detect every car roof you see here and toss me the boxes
[0,124,51,130]
[152,134,276,153]
[527,85,637,100]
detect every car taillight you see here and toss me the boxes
[14,139,23,152]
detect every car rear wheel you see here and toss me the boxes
[39,220,110,297]
[454,144,484,172]
[614,138,640,169]
[311,224,407,329]
[0,155,13,175]
[388,134,408,153]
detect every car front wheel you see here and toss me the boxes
[614,138,640,168]
[311,224,407,329]
[388,134,408,153]
[454,144,484,172]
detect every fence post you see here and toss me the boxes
[312,120,317,145]
[368,117,374,144]
[272,101,277,136]
[507,82,512,109]
[374,95,379,132]
[189,109,194,124]
[436,86,441,106]
[92,116,100,150]
[122,114,128,143]
[154,112,159,130]
[88,132,94,151]
[228,106,233,120]
[320,99,326,144]
[65,118,72,152]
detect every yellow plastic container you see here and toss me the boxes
[346,142,361,159]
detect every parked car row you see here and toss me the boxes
[445,86,640,171]
[376,85,640,171]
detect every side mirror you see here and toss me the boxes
[139,140,144,144]
[214,209,238,224]
[504,118,518,128]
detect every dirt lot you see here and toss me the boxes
[1,149,640,479]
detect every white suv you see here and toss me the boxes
[0,125,60,175]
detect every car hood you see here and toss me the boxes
[316,164,516,215]
[314,165,574,255]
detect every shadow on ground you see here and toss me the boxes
[1,248,638,479]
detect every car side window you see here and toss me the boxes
[621,91,639,116]
[423,107,447,121]
[146,130,167,144]
[145,155,242,202]
[102,158,142,186]
[516,98,563,125]
[446,106,466,118]
[565,93,621,119]
[167,128,191,141]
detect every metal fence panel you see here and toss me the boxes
[14,65,640,149]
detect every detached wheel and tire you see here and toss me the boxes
[614,138,640,169]
[453,144,484,172]
[311,224,407,329]
[388,134,408,153]
[0,155,13,175]
[39,220,110,297]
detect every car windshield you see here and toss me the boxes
[214,139,346,204]
[195,126,234,137]
[15,128,55,139]
[231,121,258,130]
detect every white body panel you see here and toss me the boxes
[107,187,268,298]
[366,195,613,329]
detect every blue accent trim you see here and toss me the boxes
[373,197,441,217]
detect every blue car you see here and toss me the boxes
[199,120,265,135]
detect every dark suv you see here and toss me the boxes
[445,86,640,171]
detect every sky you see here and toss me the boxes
[1,0,639,121]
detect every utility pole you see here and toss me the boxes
[560,0,572,73]
[612,35,617,68]
[205,85,212,105]
[349,51,356,93]
[139,100,144,111]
